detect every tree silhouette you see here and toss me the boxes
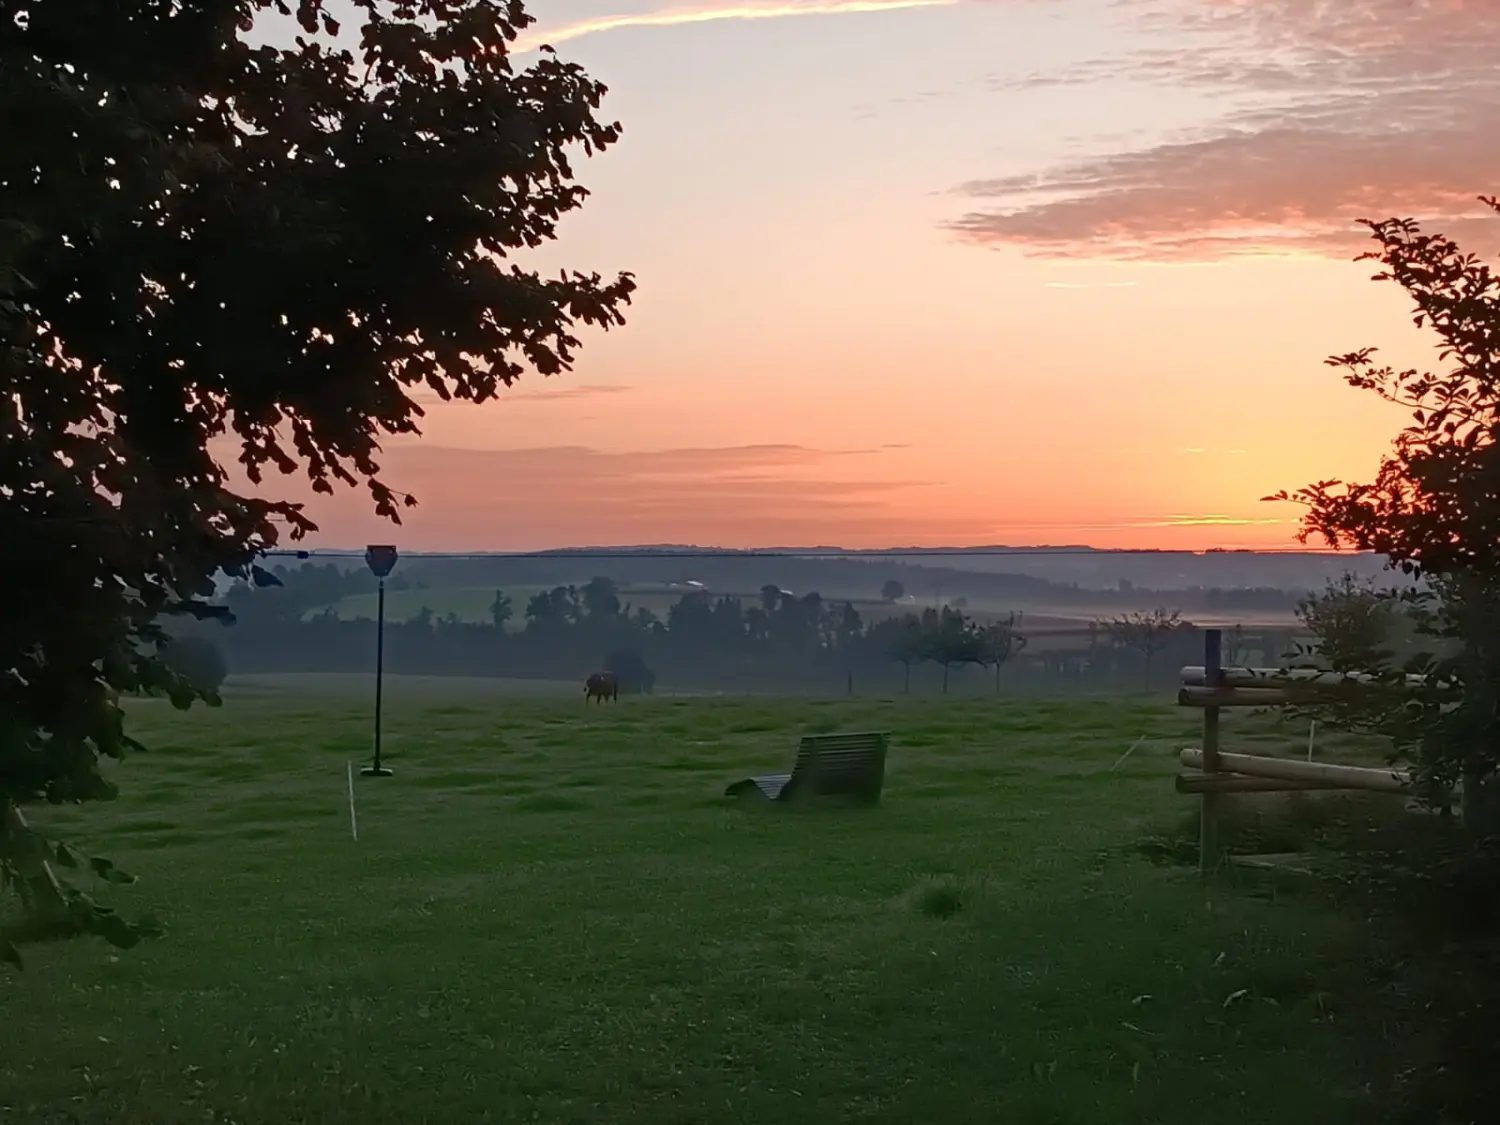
[1294,573,1394,676]
[886,617,927,694]
[979,614,1027,694]
[581,576,622,621]
[926,608,987,694]
[1101,608,1183,690]
[0,0,632,966]
[1268,197,1500,800]
[881,579,905,602]
[489,591,515,631]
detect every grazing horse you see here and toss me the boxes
[584,670,619,704]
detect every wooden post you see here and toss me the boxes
[1200,628,1222,873]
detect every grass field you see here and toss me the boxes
[2,681,1387,1124]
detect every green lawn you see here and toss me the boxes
[3,684,1378,1124]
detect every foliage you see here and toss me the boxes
[1268,199,1500,795]
[977,613,1028,693]
[603,647,655,694]
[881,579,905,602]
[922,607,989,693]
[1295,573,1396,676]
[1099,608,1184,689]
[489,590,515,631]
[160,634,231,697]
[1,0,632,964]
[208,564,1233,694]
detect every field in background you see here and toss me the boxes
[226,672,585,698]
[304,584,1302,635]
[303,584,1094,629]
[0,680,1389,1124]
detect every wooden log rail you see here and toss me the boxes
[1180,665,1428,689]
[1176,633,1418,872]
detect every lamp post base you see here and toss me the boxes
[360,766,394,778]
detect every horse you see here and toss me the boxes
[584,670,619,704]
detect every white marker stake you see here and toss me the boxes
[1307,720,1317,762]
[1112,735,1148,772]
[347,760,359,841]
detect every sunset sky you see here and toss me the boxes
[269,0,1500,552]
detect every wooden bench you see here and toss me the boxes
[724,731,889,804]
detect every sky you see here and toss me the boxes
[257,0,1500,552]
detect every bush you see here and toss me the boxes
[604,648,655,694]
[161,635,229,696]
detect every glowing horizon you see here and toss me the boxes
[251,0,1498,554]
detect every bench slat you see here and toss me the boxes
[727,730,890,804]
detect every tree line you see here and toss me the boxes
[166,566,1224,696]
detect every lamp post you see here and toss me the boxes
[362,544,398,777]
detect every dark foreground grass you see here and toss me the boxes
[2,686,1375,1124]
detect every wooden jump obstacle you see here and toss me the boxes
[1179,628,1417,872]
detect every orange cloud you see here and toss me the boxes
[405,383,631,409]
[512,0,955,52]
[954,0,1500,260]
[236,443,982,550]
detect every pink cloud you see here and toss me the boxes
[229,443,971,550]
[955,0,1500,261]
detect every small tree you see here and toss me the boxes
[1295,573,1395,675]
[881,579,905,602]
[489,591,515,631]
[926,608,986,694]
[160,635,230,697]
[979,614,1027,694]
[1268,197,1500,806]
[1101,608,1183,690]
[604,648,655,695]
[887,617,926,694]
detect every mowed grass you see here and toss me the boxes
[2,684,1378,1125]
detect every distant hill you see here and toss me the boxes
[273,544,1402,598]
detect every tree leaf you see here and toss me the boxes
[88,857,137,885]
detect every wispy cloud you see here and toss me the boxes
[513,0,955,52]
[237,443,966,549]
[500,383,633,403]
[405,383,632,408]
[952,0,1500,261]
[1158,514,1283,528]
[1043,280,1139,289]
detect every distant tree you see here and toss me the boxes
[979,614,1027,694]
[1223,623,1248,667]
[1101,608,1183,690]
[160,635,229,697]
[604,648,655,694]
[926,608,987,694]
[1294,573,1395,676]
[581,576,622,621]
[525,586,580,631]
[881,579,906,602]
[835,601,865,650]
[489,591,515,631]
[886,616,927,694]
[1,0,632,966]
